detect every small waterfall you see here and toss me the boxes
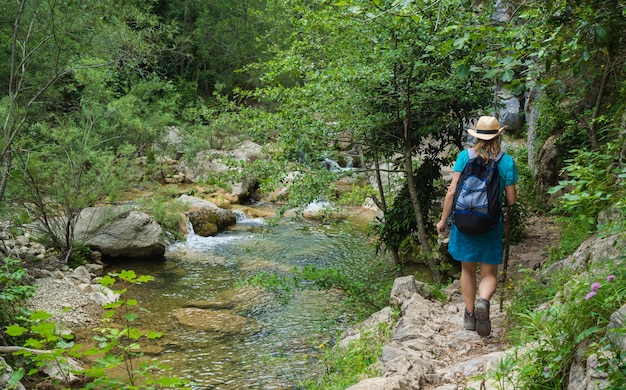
[233,209,266,226]
[169,211,265,251]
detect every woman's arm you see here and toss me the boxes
[436,171,461,235]
[505,184,517,205]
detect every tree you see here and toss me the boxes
[218,0,496,281]
[1,0,180,260]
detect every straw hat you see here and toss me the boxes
[467,116,506,140]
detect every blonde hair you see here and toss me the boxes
[474,137,501,161]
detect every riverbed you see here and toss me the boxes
[107,207,395,389]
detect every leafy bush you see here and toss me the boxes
[548,143,626,226]
[499,262,626,388]
[0,257,36,342]
[300,322,393,390]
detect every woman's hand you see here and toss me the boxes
[436,219,448,235]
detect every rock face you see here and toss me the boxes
[73,206,165,260]
[177,195,237,236]
[535,135,561,202]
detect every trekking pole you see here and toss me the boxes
[500,203,511,312]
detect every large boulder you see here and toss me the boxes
[178,195,237,236]
[179,140,262,200]
[74,206,165,260]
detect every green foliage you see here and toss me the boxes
[548,142,626,227]
[243,261,395,321]
[336,182,375,207]
[68,242,93,269]
[9,123,137,259]
[135,187,190,241]
[375,158,444,258]
[499,263,626,389]
[300,323,392,390]
[546,217,595,264]
[507,145,544,214]
[6,270,190,389]
[0,257,36,341]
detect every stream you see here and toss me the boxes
[108,207,395,389]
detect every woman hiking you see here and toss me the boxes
[436,116,518,337]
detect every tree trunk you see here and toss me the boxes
[403,119,441,283]
[588,55,611,151]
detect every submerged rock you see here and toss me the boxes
[173,308,260,334]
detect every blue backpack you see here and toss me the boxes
[452,149,504,235]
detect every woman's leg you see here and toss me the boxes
[478,263,499,300]
[461,261,478,312]
[475,262,499,336]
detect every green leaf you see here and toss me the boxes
[576,326,604,343]
[455,63,470,78]
[8,367,25,386]
[99,274,116,287]
[5,324,28,337]
[501,69,515,82]
[146,331,164,339]
[119,269,137,282]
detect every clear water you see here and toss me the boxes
[109,209,394,389]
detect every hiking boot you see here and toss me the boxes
[464,308,476,331]
[475,298,491,337]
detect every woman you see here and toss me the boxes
[436,116,518,337]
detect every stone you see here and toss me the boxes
[339,307,394,349]
[535,135,561,203]
[345,376,407,390]
[607,304,626,352]
[389,275,417,306]
[178,195,237,237]
[184,300,234,310]
[73,206,165,260]
[70,266,92,284]
[436,351,508,383]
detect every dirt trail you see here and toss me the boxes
[421,214,562,389]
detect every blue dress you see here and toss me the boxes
[448,149,519,264]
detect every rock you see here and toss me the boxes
[535,135,561,203]
[212,286,273,314]
[543,233,626,276]
[178,195,237,236]
[70,266,91,284]
[302,201,346,221]
[179,141,262,199]
[339,307,394,349]
[345,376,407,390]
[607,304,626,351]
[498,93,522,132]
[184,300,234,310]
[389,275,417,306]
[27,277,106,328]
[73,206,165,260]
[436,351,507,383]
[42,356,83,386]
[172,308,260,334]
